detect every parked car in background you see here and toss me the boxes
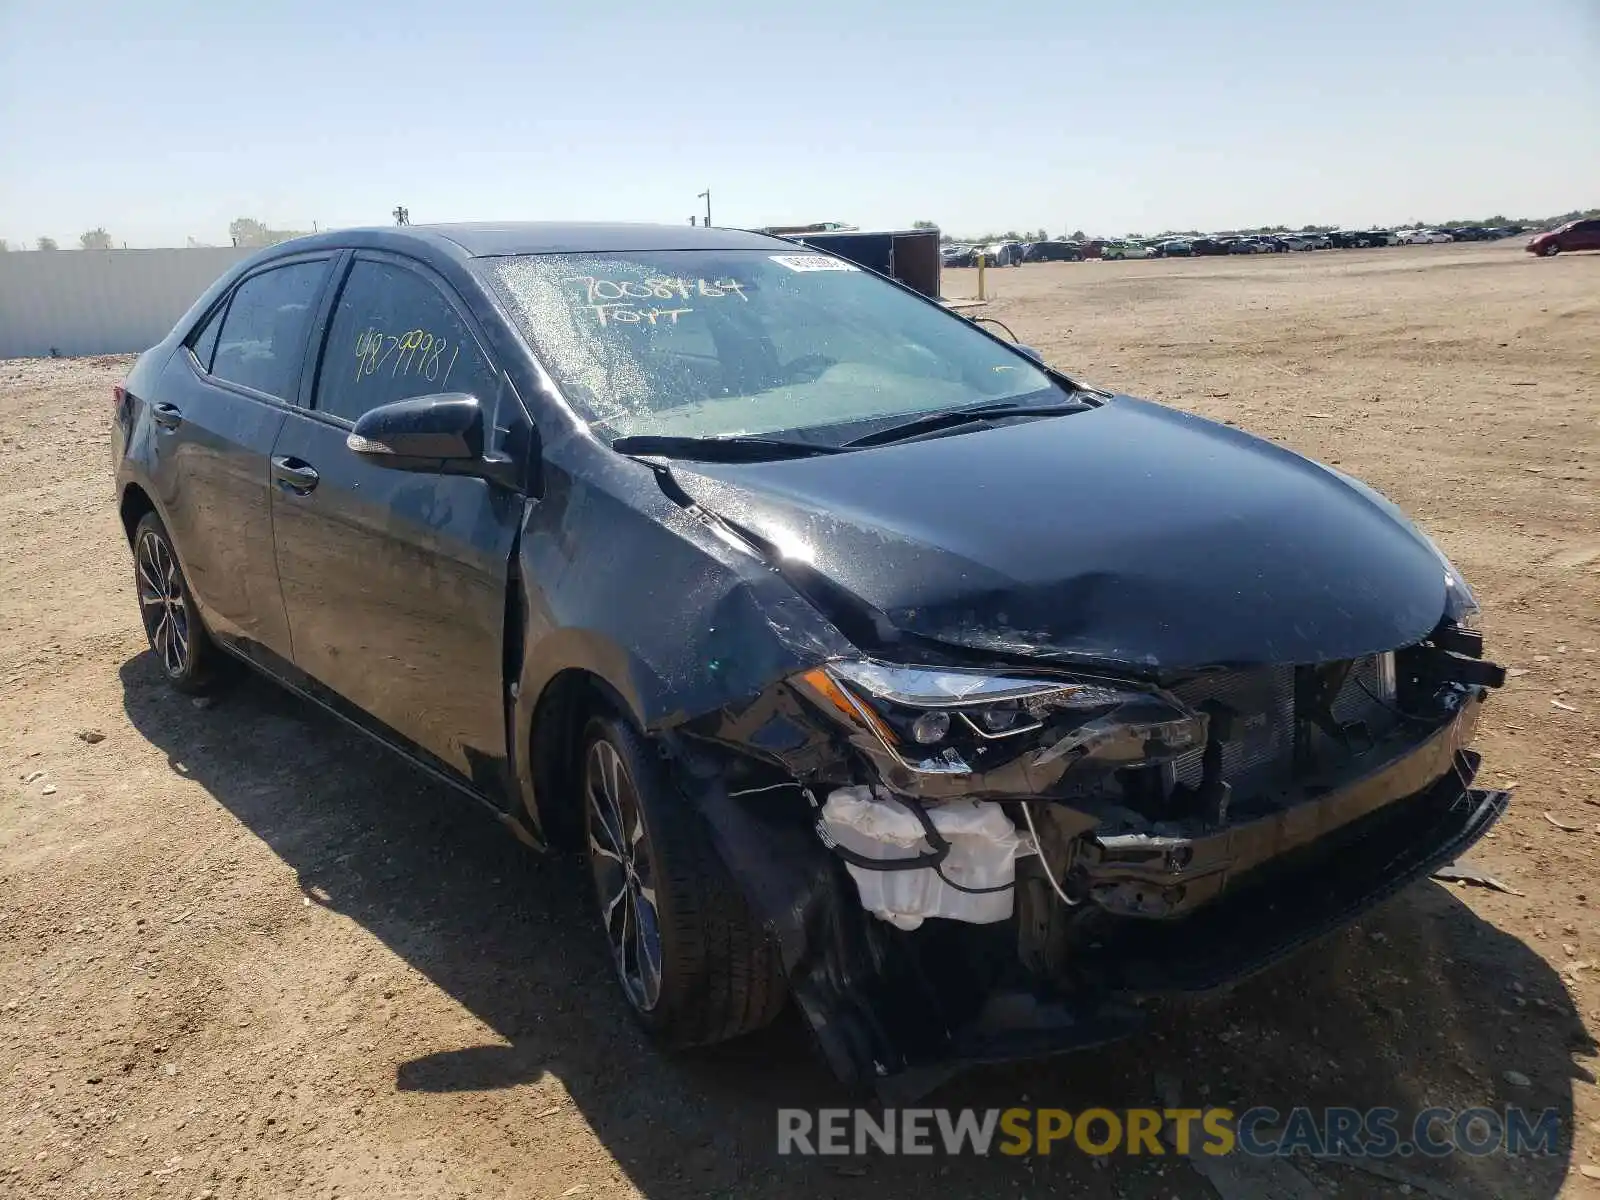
[941,244,977,268]
[1189,238,1231,257]
[980,241,1024,267]
[113,219,1509,1090]
[1151,239,1193,257]
[1101,240,1151,260]
[1022,239,1084,263]
[1526,218,1600,256]
[1276,234,1315,251]
[1341,230,1395,249]
[1396,229,1451,245]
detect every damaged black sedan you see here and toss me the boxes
[113,222,1507,1091]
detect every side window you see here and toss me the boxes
[187,302,226,373]
[314,260,496,424]
[211,261,328,401]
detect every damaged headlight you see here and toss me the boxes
[795,660,1207,778]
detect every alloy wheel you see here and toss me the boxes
[136,530,190,678]
[585,738,664,1012]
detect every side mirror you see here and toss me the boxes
[347,393,484,469]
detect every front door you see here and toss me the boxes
[269,253,524,793]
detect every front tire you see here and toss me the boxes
[1542,243,1560,257]
[581,715,786,1047]
[132,512,228,694]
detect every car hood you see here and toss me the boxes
[668,397,1450,672]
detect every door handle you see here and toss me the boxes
[151,402,182,430]
[271,456,320,494]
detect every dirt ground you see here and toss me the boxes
[3,240,1598,1199]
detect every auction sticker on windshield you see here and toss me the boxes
[769,254,860,272]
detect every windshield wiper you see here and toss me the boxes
[610,433,845,462]
[840,398,1091,449]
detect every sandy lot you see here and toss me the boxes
[3,241,1598,1199]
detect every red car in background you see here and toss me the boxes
[1526,218,1600,256]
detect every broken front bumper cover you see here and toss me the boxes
[914,770,1508,1096]
[694,711,1507,1095]
[1082,694,1484,919]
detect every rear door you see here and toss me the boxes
[148,255,334,656]
[269,252,525,792]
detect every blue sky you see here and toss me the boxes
[1,0,1596,247]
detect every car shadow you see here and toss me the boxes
[119,652,1585,1199]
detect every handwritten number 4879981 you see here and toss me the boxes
[354,328,460,388]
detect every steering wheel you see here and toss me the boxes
[777,353,835,385]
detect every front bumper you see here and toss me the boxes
[692,701,1507,1095]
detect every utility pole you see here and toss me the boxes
[697,189,711,228]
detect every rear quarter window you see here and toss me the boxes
[186,303,225,373]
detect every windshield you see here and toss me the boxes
[480,249,1061,440]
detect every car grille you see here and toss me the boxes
[1165,655,1396,799]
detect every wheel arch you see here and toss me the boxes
[119,481,158,546]
[515,635,655,852]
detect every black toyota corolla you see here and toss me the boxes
[113,222,1507,1090]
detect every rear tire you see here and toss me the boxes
[580,715,786,1047]
[131,512,230,695]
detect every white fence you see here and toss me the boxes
[0,248,253,358]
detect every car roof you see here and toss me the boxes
[262,221,795,260]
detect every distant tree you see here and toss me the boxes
[1069,229,1086,241]
[0,238,8,252]
[228,216,309,248]
[36,236,58,251]
[229,217,272,248]
[911,219,938,230]
[79,227,113,250]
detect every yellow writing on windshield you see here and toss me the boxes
[589,305,693,327]
[564,276,748,325]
